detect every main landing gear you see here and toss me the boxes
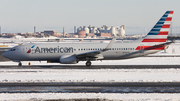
[18,62,31,66]
[86,60,91,66]
[18,62,22,66]
[28,62,31,65]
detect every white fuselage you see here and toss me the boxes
[2,39,161,62]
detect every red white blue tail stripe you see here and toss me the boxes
[142,11,173,42]
[136,11,173,50]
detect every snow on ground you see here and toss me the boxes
[0,93,180,101]
[0,68,180,83]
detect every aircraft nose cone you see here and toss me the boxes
[2,51,9,59]
[2,52,6,58]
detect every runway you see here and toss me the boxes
[1,82,180,87]
[1,82,180,93]
[1,63,180,100]
[1,65,180,69]
[0,65,180,100]
[0,68,180,94]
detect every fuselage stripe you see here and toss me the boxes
[142,39,167,42]
[135,45,165,50]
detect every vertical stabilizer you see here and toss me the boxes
[142,11,173,43]
[136,11,174,50]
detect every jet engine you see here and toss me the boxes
[59,55,78,64]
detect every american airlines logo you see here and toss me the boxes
[27,45,35,53]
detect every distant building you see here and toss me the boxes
[119,25,125,37]
[86,33,94,37]
[73,35,79,38]
[78,31,86,38]
[44,30,56,36]
[99,33,112,38]
[65,33,70,37]
[54,32,62,37]
[77,25,125,38]
[2,33,15,38]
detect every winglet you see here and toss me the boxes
[103,38,116,51]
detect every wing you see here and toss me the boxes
[76,38,116,60]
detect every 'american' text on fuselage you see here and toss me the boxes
[34,46,73,53]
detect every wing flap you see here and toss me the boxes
[76,50,101,58]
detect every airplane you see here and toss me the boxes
[2,11,174,66]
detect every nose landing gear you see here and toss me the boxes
[86,60,91,66]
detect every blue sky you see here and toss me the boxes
[0,0,179,35]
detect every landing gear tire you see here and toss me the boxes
[86,61,91,66]
[18,62,22,66]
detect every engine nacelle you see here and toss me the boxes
[59,55,77,64]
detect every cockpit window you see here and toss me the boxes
[10,48,16,51]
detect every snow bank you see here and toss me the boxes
[0,93,180,101]
[0,69,180,83]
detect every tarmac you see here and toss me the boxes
[1,82,180,87]
[0,65,180,69]
[1,82,180,93]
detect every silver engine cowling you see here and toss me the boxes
[59,55,77,64]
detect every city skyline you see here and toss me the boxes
[0,0,180,35]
